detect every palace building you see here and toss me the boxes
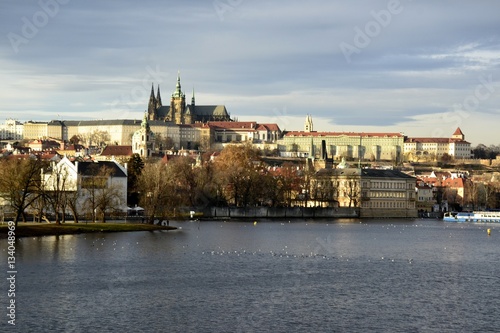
[147,73,232,124]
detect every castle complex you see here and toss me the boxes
[147,73,232,124]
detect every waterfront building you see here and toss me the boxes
[415,183,435,211]
[313,167,417,218]
[41,156,128,218]
[404,127,472,160]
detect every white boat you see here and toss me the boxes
[443,211,500,223]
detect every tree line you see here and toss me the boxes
[130,144,311,223]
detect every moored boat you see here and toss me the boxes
[443,211,500,223]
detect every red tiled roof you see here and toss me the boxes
[256,123,281,132]
[442,177,465,188]
[405,137,469,144]
[284,131,403,138]
[100,145,133,156]
[207,121,257,130]
[453,127,464,136]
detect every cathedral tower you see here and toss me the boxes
[147,84,157,120]
[170,72,186,124]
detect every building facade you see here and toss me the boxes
[132,113,155,158]
[313,167,417,217]
[404,127,472,160]
[0,119,23,140]
[42,156,128,218]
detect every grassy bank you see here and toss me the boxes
[0,222,176,239]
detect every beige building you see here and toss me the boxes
[278,116,403,162]
[23,121,49,140]
[313,167,417,218]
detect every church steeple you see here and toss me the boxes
[170,71,186,124]
[305,114,313,132]
[148,83,156,120]
[191,87,195,106]
[156,85,162,109]
[141,111,150,132]
[172,71,184,98]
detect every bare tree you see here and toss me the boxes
[137,162,175,223]
[95,176,124,223]
[0,157,44,226]
[82,164,125,223]
[42,162,71,224]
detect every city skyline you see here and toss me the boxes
[1,1,500,145]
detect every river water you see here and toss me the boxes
[1,219,499,332]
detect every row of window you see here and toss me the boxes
[362,201,414,209]
[369,182,411,189]
[370,191,407,198]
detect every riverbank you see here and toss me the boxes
[0,222,176,239]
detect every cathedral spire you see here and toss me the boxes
[148,83,156,120]
[156,85,162,109]
[172,71,184,98]
[191,86,195,106]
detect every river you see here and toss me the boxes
[1,218,499,332]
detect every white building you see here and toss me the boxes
[0,119,24,140]
[132,113,155,158]
[404,127,473,160]
[42,156,128,218]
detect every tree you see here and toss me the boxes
[271,162,302,207]
[69,134,81,145]
[80,130,111,147]
[65,187,82,223]
[127,154,144,206]
[168,156,197,207]
[213,144,265,207]
[42,162,72,224]
[0,157,44,226]
[137,161,175,223]
[81,164,124,223]
[154,133,174,152]
[344,179,360,208]
[95,176,124,223]
[439,153,453,165]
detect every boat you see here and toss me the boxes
[443,211,500,223]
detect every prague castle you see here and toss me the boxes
[147,73,232,124]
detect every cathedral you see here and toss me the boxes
[147,73,232,124]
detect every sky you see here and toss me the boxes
[1,0,500,146]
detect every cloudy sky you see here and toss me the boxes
[1,0,500,145]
